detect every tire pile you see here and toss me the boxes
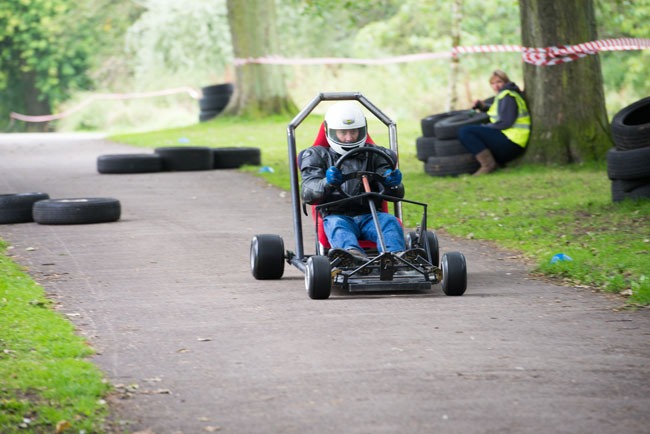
[0,193,121,225]
[606,96,650,202]
[416,110,489,176]
[199,83,233,122]
[97,147,261,174]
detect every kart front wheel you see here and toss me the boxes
[406,230,440,267]
[441,252,467,296]
[305,255,331,300]
[250,234,285,280]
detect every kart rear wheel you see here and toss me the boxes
[250,234,285,280]
[441,252,467,296]
[305,255,331,300]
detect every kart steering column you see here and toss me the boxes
[361,175,388,253]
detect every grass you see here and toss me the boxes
[113,114,650,305]
[0,241,110,433]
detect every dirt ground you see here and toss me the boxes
[1,133,649,434]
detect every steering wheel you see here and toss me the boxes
[333,146,397,198]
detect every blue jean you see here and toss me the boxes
[458,125,525,165]
[323,212,405,253]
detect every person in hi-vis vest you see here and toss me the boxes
[459,70,531,175]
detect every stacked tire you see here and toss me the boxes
[417,110,489,176]
[199,83,233,122]
[0,193,121,225]
[606,97,650,202]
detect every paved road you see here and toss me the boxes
[1,134,649,434]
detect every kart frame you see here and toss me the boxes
[286,92,438,288]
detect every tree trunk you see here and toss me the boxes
[22,71,51,132]
[446,0,462,111]
[225,0,297,118]
[519,0,612,164]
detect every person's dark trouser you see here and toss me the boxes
[458,125,525,165]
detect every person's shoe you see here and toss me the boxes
[473,149,498,175]
[397,248,426,263]
[347,248,369,265]
[328,248,355,267]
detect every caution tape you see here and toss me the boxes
[10,86,200,123]
[10,38,649,123]
[234,38,650,67]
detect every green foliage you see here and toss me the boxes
[112,115,650,305]
[125,0,231,87]
[0,0,142,127]
[0,246,110,433]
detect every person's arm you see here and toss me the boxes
[486,94,517,130]
[299,148,334,205]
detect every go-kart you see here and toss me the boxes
[250,92,467,300]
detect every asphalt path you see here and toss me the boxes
[1,134,649,434]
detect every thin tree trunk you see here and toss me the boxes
[225,0,296,117]
[446,0,462,111]
[519,0,612,163]
[22,72,52,132]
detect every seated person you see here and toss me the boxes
[460,69,531,175]
[299,101,422,265]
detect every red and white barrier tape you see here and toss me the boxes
[10,38,648,123]
[234,38,649,67]
[10,86,200,123]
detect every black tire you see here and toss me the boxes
[201,83,234,97]
[0,192,49,224]
[421,230,440,267]
[33,198,121,225]
[433,138,467,157]
[441,252,467,296]
[415,136,436,162]
[424,154,479,177]
[611,96,650,151]
[434,111,489,140]
[199,94,230,111]
[420,110,466,137]
[97,154,163,174]
[611,180,650,202]
[606,147,650,180]
[406,230,439,267]
[154,147,213,171]
[305,255,331,300]
[250,234,285,280]
[199,110,220,123]
[212,147,261,169]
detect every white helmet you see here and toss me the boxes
[324,102,368,155]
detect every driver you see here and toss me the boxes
[300,101,421,265]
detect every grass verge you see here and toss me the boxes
[0,240,110,433]
[112,114,650,305]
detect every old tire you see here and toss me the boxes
[212,147,261,169]
[611,180,650,202]
[606,147,650,180]
[415,136,436,162]
[305,255,331,300]
[154,147,213,171]
[433,138,467,157]
[425,154,479,177]
[0,192,50,224]
[97,154,163,174]
[250,234,285,280]
[33,198,121,225]
[434,111,489,140]
[420,111,465,137]
[611,97,650,151]
[441,252,467,296]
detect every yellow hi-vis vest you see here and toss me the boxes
[487,89,531,148]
